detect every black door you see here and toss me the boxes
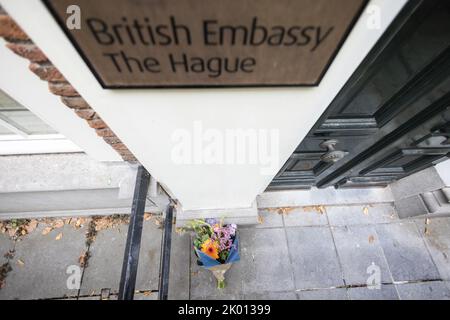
[269,0,450,190]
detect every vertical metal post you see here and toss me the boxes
[118,165,150,300]
[158,203,174,300]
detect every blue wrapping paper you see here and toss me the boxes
[194,236,240,268]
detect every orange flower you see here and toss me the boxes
[201,239,219,259]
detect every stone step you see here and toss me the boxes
[175,201,259,227]
[0,153,137,193]
[0,154,168,219]
[395,195,429,219]
[395,193,450,219]
[433,189,449,206]
[0,188,160,219]
[420,192,440,213]
[442,187,450,203]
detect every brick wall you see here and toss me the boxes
[0,9,137,162]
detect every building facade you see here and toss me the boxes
[1,0,449,221]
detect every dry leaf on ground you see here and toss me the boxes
[79,251,90,267]
[302,205,326,215]
[53,220,64,229]
[3,250,15,259]
[55,232,63,240]
[17,259,25,266]
[8,228,16,237]
[42,226,53,235]
[363,207,369,216]
[257,215,264,224]
[25,220,38,233]
[277,207,295,215]
[368,235,375,243]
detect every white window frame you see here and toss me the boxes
[0,37,121,161]
[0,93,82,155]
[0,133,82,155]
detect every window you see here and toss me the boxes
[0,89,82,155]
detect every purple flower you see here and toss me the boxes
[205,218,218,226]
[210,224,237,252]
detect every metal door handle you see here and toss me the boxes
[320,139,348,163]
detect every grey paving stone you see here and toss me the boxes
[396,281,450,300]
[282,207,328,227]
[332,225,393,286]
[134,291,158,300]
[256,209,283,228]
[348,285,399,300]
[190,228,294,299]
[72,291,154,300]
[390,167,444,200]
[244,291,297,300]
[415,218,450,281]
[286,226,344,290]
[192,293,243,300]
[0,232,14,265]
[0,223,86,300]
[240,228,294,294]
[327,204,398,227]
[395,196,428,219]
[80,219,162,295]
[297,288,348,300]
[190,244,245,299]
[168,231,191,300]
[376,222,440,282]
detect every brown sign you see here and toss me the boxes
[44,0,367,88]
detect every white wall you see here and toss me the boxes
[0,38,122,162]
[1,0,407,210]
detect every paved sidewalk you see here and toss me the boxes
[187,204,450,300]
[0,204,450,300]
[0,215,161,300]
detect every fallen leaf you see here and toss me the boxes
[143,291,152,296]
[25,220,38,233]
[53,220,64,229]
[257,215,264,224]
[144,213,152,221]
[278,207,295,215]
[55,232,63,240]
[4,250,15,259]
[302,206,325,215]
[363,207,369,216]
[79,251,90,267]
[17,259,25,266]
[8,228,16,238]
[317,205,326,215]
[42,226,53,235]
[368,235,375,244]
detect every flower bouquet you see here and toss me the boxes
[183,219,239,289]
